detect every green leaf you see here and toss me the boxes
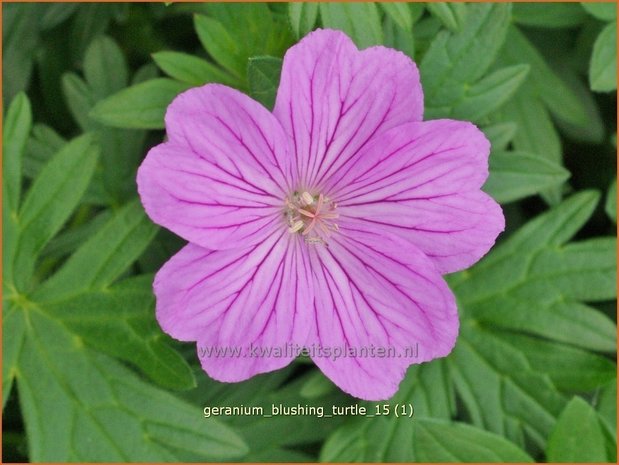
[15,309,247,461]
[41,280,195,391]
[194,14,244,80]
[132,63,159,84]
[42,210,112,261]
[454,192,616,309]
[501,26,590,128]
[425,2,467,32]
[448,191,617,447]
[34,200,158,301]
[484,150,570,204]
[84,35,128,100]
[247,56,282,110]
[413,419,534,462]
[319,2,383,48]
[552,62,606,144]
[590,21,617,92]
[435,64,530,122]
[299,370,336,399]
[189,368,347,460]
[68,3,114,63]
[68,36,149,205]
[581,3,617,21]
[39,3,78,30]
[379,3,413,31]
[421,4,512,113]
[513,3,588,28]
[194,5,293,83]
[3,4,39,103]
[383,13,415,59]
[12,134,100,291]
[449,324,567,449]
[2,305,26,409]
[606,178,617,223]
[62,73,96,131]
[489,84,563,204]
[493,86,561,165]
[597,379,617,433]
[321,362,454,462]
[497,332,616,392]
[547,397,608,462]
[482,122,517,151]
[90,79,191,129]
[24,124,66,179]
[152,51,238,87]
[288,2,319,38]
[467,298,616,353]
[3,93,32,214]
[518,237,616,301]
[597,381,618,462]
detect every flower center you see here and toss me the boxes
[284,190,339,246]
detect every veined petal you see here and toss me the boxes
[154,234,313,381]
[308,224,458,400]
[137,143,282,250]
[165,84,294,196]
[327,119,504,274]
[273,29,423,189]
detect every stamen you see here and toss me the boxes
[300,191,314,206]
[288,220,304,233]
[284,190,339,246]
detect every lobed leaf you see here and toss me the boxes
[34,200,158,301]
[482,122,518,151]
[41,282,195,390]
[288,2,319,38]
[413,419,534,462]
[581,2,617,22]
[152,51,238,87]
[431,64,530,122]
[90,78,191,129]
[247,56,282,110]
[546,397,608,462]
[23,124,66,179]
[379,3,414,31]
[606,178,617,223]
[3,93,32,213]
[513,3,588,29]
[15,309,247,461]
[448,323,567,449]
[421,4,511,113]
[484,150,570,204]
[321,362,454,462]
[425,2,467,32]
[84,35,128,100]
[498,333,615,392]
[2,305,27,409]
[3,4,39,103]
[500,26,590,128]
[12,134,100,291]
[319,2,383,48]
[590,21,617,92]
[194,4,292,84]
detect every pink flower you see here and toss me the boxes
[137,29,504,400]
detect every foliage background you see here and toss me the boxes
[2,2,617,462]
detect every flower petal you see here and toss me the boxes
[307,224,458,400]
[165,83,294,196]
[327,119,504,274]
[273,29,423,189]
[137,142,282,250]
[153,233,313,382]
